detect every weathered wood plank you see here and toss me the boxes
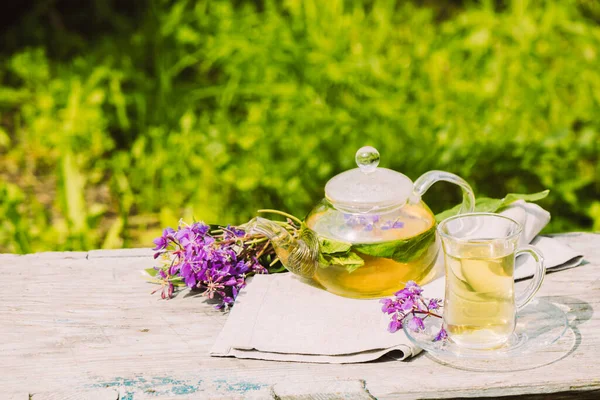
[87,248,154,259]
[445,389,600,400]
[271,380,376,399]
[29,388,119,400]
[1,388,118,400]
[0,251,89,260]
[0,233,598,399]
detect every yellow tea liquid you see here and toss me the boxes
[309,204,438,299]
[443,246,515,349]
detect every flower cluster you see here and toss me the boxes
[381,281,447,341]
[149,221,276,309]
[343,214,404,232]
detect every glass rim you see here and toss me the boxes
[437,212,523,242]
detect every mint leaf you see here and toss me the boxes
[353,224,437,264]
[352,240,397,259]
[342,253,366,273]
[327,252,365,267]
[319,251,365,272]
[318,252,330,267]
[319,237,352,254]
[435,190,550,223]
[317,235,362,273]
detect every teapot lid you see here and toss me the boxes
[325,146,415,213]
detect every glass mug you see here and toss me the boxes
[438,213,546,349]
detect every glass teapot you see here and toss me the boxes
[248,146,475,299]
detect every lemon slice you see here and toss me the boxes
[461,257,511,294]
[446,255,473,295]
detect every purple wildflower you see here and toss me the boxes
[153,227,175,251]
[344,214,381,230]
[434,327,448,342]
[150,220,279,309]
[168,262,180,276]
[381,220,404,230]
[399,297,416,312]
[380,298,398,314]
[405,280,423,295]
[428,298,442,310]
[232,260,250,275]
[382,281,445,342]
[224,225,246,239]
[180,262,196,287]
[407,316,425,332]
[394,288,411,299]
[203,274,227,299]
[388,314,402,333]
[190,222,210,236]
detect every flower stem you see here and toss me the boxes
[245,238,269,245]
[273,220,299,231]
[257,209,302,225]
[413,310,442,318]
[269,257,281,267]
[256,240,271,258]
[218,234,262,246]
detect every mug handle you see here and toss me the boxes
[515,245,546,310]
[413,170,475,215]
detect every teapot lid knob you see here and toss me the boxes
[355,146,380,174]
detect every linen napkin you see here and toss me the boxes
[210,201,583,363]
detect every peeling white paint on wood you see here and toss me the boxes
[0,233,599,399]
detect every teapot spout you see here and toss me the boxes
[246,217,319,279]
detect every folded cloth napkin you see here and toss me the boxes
[210,201,584,364]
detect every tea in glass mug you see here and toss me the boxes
[438,213,546,349]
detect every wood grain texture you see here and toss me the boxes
[446,388,600,400]
[29,388,119,400]
[0,233,599,399]
[271,380,376,400]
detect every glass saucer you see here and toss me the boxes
[403,298,572,371]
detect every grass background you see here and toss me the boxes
[0,0,599,253]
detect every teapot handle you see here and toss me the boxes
[412,171,475,215]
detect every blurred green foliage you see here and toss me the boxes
[0,0,599,253]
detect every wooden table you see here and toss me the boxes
[1,233,599,399]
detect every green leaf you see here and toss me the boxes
[318,252,329,268]
[319,251,365,273]
[145,267,159,277]
[502,190,550,206]
[435,190,550,223]
[327,252,364,266]
[353,224,437,264]
[170,277,186,287]
[319,237,352,254]
[341,253,366,273]
[267,264,287,273]
[317,235,361,273]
